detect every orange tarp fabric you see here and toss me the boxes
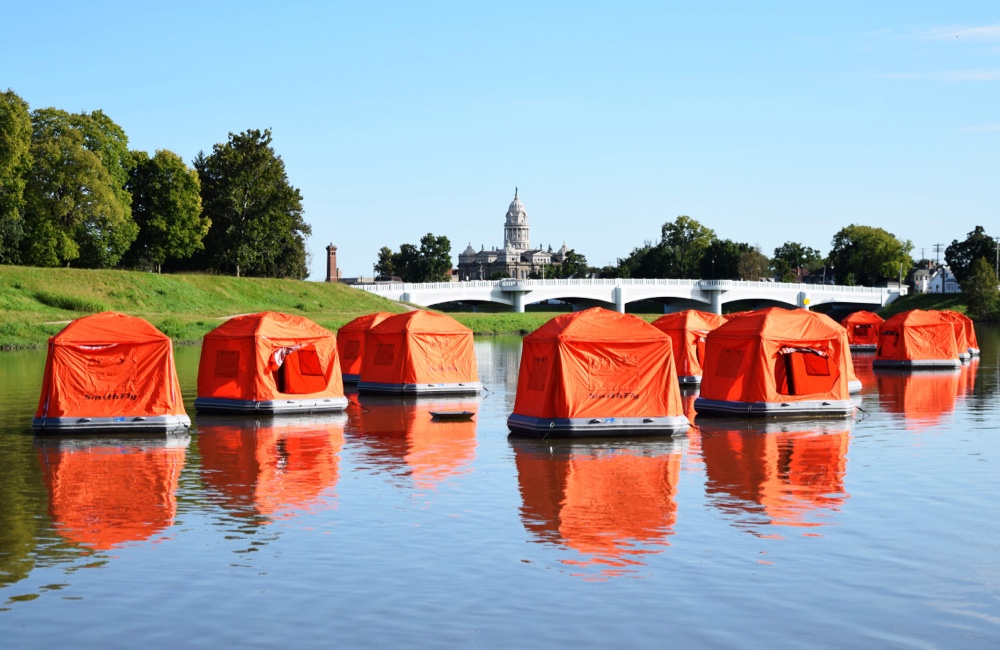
[359,311,478,386]
[337,312,393,377]
[700,308,851,403]
[651,310,727,377]
[875,310,959,363]
[198,418,344,519]
[513,307,684,420]
[513,441,680,574]
[352,399,477,489]
[35,312,186,419]
[700,424,849,528]
[38,440,186,549]
[841,311,883,346]
[938,310,976,354]
[198,312,345,402]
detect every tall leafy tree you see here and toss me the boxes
[22,109,137,267]
[0,90,32,264]
[195,128,310,278]
[374,234,452,282]
[416,233,453,282]
[124,150,208,273]
[699,238,752,280]
[660,215,715,278]
[771,241,822,280]
[964,257,999,318]
[558,249,589,278]
[737,246,771,281]
[828,225,912,286]
[945,226,997,287]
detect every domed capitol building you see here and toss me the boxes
[456,189,569,281]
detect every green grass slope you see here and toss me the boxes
[0,266,408,349]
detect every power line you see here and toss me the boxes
[933,243,944,265]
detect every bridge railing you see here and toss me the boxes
[355,278,908,297]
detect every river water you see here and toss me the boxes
[1,328,999,647]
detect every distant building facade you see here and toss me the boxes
[456,189,568,281]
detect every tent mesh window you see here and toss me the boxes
[527,356,549,391]
[215,350,240,378]
[878,330,899,357]
[374,343,395,366]
[715,347,746,378]
[341,339,361,361]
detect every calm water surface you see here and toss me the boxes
[1,328,999,647]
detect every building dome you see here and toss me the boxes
[461,243,477,258]
[506,188,527,223]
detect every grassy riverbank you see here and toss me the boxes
[0,266,410,349]
[0,266,597,349]
[0,265,986,349]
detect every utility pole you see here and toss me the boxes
[995,241,999,279]
[933,243,944,266]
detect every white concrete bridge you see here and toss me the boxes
[355,278,907,314]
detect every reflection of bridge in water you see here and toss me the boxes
[357,278,907,314]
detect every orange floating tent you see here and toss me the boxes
[873,310,961,369]
[698,420,850,529]
[336,312,393,383]
[357,310,481,395]
[33,312,190,433]
[508,307,688,436]
[37,433,189,549]
[196,312,348,414]
[695,307,854,417]
[651,309,727,384]
[512,438,681,577]
[938,310,977,358]
[197,415,345,519]
[841,311,883,350]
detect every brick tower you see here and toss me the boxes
[325,244,339,282]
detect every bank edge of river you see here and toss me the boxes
[0,265,986,350]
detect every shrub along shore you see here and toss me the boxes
[0,265,977,350]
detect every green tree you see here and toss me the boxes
[22,108,137,267]
[124,150,207,273]
[374,234,452,282]
[965,257,999,318]
[616,242,661,278]
[771,241,822,281]
[415,233,452,282]
[737,246,771,280]
[699,238,752,280]
[0,90,32,264]
[828,224,912,286]
[945,226,997,287]
[194,128,310,278]
[558,249,589,278]
[660,215,715,278]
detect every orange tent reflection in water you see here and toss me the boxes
[698,420,850,532]
[350,397,478,490]
[511,438,684,577]
[957,358,978,399]
[36,433,189,550]
[197,415,345,519]
[876,369,960,429]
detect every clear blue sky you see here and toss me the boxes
[4,1,998,279]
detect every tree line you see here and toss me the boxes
[381,216,999,316]
[0,89,310,278]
